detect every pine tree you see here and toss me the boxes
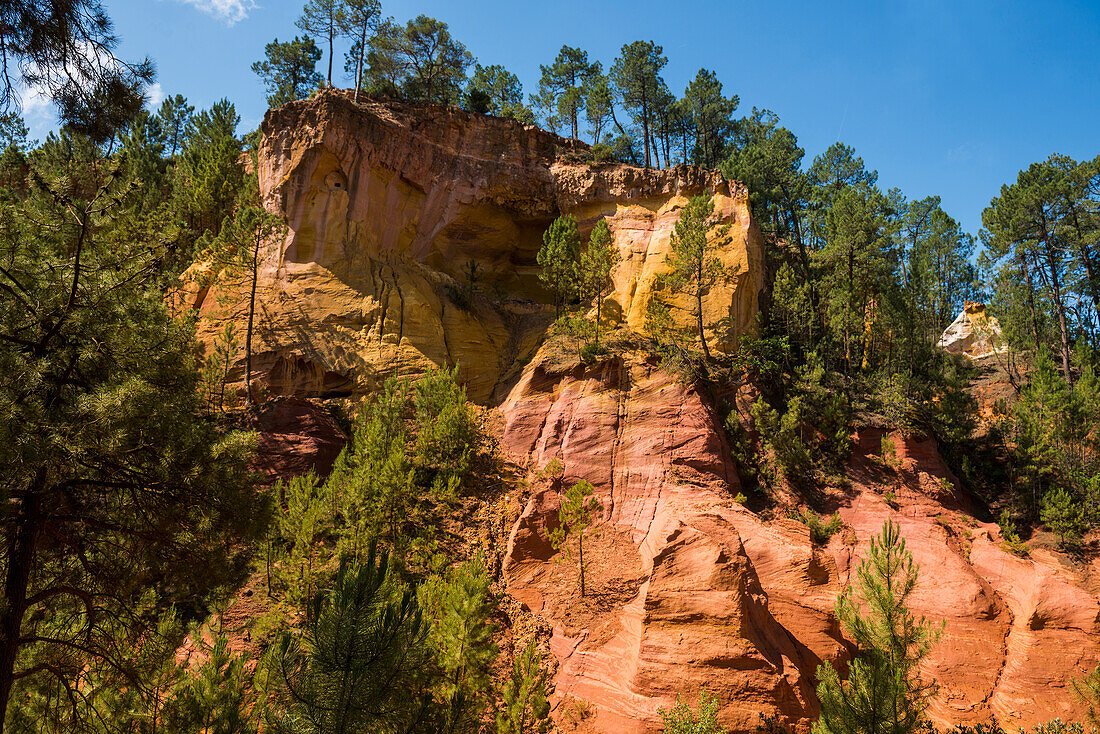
[419,554,498,718]
[814,520,941,734]
[538,215,581,318]
[361,16,473,106]
[584,74,614,145]
[982,158,1078,384]
[296,0,347,86]
[0,0,154,143]
[251,36,323,108]
[818,183,894,376]
[341,0,380,102]
[412,366,480,492]
[1072,665,1100,729]
[610,41,668,169]
[496,640,551,734]
[164,636,255,734]
[268,549,434,734]
[172,99,243,237]
[198,168,285,406]
[469,64,527,120]
[157,94,194,158]
[273,470,335,607]
[537,46,600,141]
[549,480,602,597]
[579,219,619,347]
[663,194,730,365]
[327,376,416,557]
[0,131,266,730]
[682,69,738,169]
[1041,487,1082,546]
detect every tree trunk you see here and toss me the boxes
[1021,255,1042,353]
[697,288,712,363]
[1068,204,1100,333]
[354,22,368,102]
[0,487,41,731]
[244,233,261,407]
[595,290,602,347]
[641,91,650,169]
[327,27,334,86]
[1037,216,1074,385]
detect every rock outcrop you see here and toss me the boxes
[938,302,1007,359]
[188,92,1100,732]
[185,91,762,404]
[499,351,1100,733]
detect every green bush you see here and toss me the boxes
[658,690,724,734]
[793,508,843,545]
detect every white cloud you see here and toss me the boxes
[146,82,165,108]
[20,84,52,121]
[170,0,257,25]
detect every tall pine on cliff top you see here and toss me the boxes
[252,36,323,108]
[342,0,381,102]
[682,69,738,169]
[537,46,600,141]
[296,0,346,86]
[610,41,668,169]
[814,520,940,734]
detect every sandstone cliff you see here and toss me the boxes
[186,91,762,403]
[499,349,1100,732]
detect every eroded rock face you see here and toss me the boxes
[187,91,763,403]
[499,355,1100,732]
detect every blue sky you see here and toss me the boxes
[23,0,1100,236]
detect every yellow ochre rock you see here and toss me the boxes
[183,90,764,404]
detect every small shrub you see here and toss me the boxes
[659,690,723,734]
[723,410,760,488]
[536,458,564,480]
[551,313,595,340]
[752,398,811,481]
[880,435,899,468]
[1002,534,1030,558]
[580,340,608,364]
[563,697,594,724]
[884,487,899,509]
[1030,720,1085,734]
[590,142,612,163]
[733,492,747,505]
[756,712,789,734]
[793,508,842,545]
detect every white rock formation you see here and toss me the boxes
[938,301,1007,359]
